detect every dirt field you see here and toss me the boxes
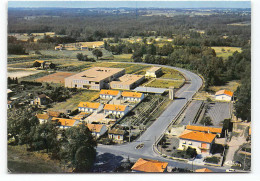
[36,71,76,84]
[8,68,42,78]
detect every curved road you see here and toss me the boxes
[96,63,226,172]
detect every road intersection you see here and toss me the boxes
[96,63,227,172]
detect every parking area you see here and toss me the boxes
[206,102,231,126]
[181,100,203,125]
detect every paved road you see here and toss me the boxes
[96,63,226,172]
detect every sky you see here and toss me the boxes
[8,1,251,9]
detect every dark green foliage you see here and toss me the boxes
[185,147,198,159]
[60,124,97,172]
[204,156,220,164]
[8,43,27,55]
[200,116,213,126]
[92,49,103,60]
[33,61,41,67]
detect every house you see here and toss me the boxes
[131,158,168,173]
[78,102,103,113]
[186,125,222,137]
[103,104,129,117]
[108,128,125,142]
[33,94,51,106]
[72,112,90,121]
[36,113,51,124]
[178,130,217,155]
[52,117,78,129]
[86,124,107,138]
[64,67,125,90]
[145,67,162,78]
[195,168,213,172]
[110,74,145,90]
[47,111,62,118]
[121,91,144,102]
[100,89,120,99]
[215,90,234,102]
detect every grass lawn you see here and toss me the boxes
[49,90,100,112]
[146,79,184,88]
[8,145,64,173]
[209,80,240,93]
[211,47,242,59]
[113,54,132,62]
[160,67,185,80]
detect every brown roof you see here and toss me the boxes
[52,117,76,127]
[215,90,233,97]
[65,67,125,82]
[47,111,61,117]
[86,124,106,133]
[131,158,168,172]
[195,168,213,172]
[179,131,216,143]
[38,94,47,98]
[110,74,144,86]
[186,125,222,134]
[36,114,50,120]
[108,128,125,135]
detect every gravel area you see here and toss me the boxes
[206,102,231,126]
[181,100,203,125]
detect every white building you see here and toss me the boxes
[215,90,233,102]
[103,104,129,117]
[178,130,216,155]
[99,89,120,99]
[145,67,162,78]
[86,124,107,138]
[78,102,103,113]
[121,91,144,102]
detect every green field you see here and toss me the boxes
[113,54,132,62]
[211,47,242,59]
[146,79,184,88]
[49,90,100,112]
[160,67,185,80]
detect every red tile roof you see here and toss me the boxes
[186,125,222,134]
[215,90,233,97]
[36,114,50,120]
[86,124,106,133]
[100,89,119,96]
[179,131,216,143]
[131,158,168,172]
[104,104,127,111]
[195,168,213,172]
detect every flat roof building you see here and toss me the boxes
[145,67,162,78]
[110,74,145,90]
[64,67,125,90]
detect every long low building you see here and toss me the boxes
[110,74,145,90]
[64,67,125,90]
[103,104,129,117]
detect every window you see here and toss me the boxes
[183,141,186,144]
[189,142,192,145]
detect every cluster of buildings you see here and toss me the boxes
[55,41,104,51]
[36,88,146,143]
[64,66,162,91]
[130,158,213,173]
[178,125,223,155]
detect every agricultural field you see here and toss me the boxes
[49,90,100,112]
[211,47,242,59]
[112,54,132,62]
[18,71,53,82]
[146,79,184,89]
